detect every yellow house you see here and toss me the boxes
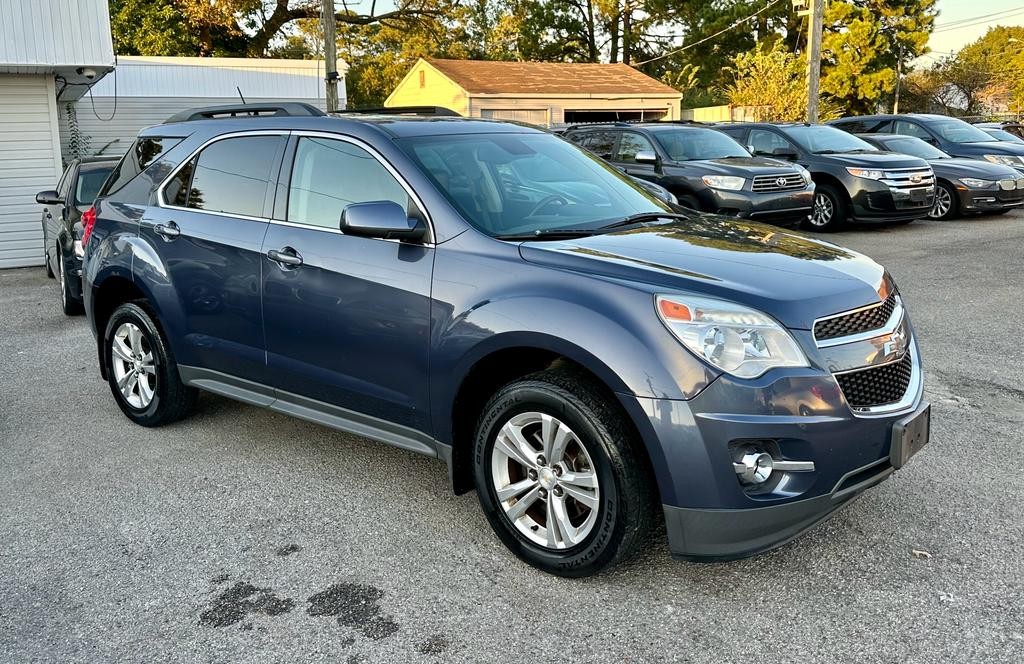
[385,58,682,127]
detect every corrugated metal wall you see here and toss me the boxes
[0,75,62,269]
[0,0,113,69]
[58,97,328,162]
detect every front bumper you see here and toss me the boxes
[850,180,934,222]
[958,184,1024,213]
[702,187,814,225]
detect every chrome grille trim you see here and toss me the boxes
[751,173,806,192]
[813,293,902,346]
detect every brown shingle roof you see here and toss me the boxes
[425,58,681,96]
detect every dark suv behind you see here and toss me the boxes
[82,104,930,577]
[830,114,1024,175]
[563,123,814,227]
[717,123,935,231]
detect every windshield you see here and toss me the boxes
[651,127,750,161]
[780,125,878,153]
[879,136,949,160]
[75,166,114,206]
[929,118,996,143]
[983,128,1024,144]
[397,133,671,237]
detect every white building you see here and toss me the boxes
[61,56,337,162]
[0,0,114,268]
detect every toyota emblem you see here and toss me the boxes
[776,177,788,187]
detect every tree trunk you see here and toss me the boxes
[622,1,632,65]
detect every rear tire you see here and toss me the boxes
[804,184,848,232]
[57,247,84,316]
[473,367,655,577]
[103,302,197,427]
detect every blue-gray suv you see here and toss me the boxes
[82,104,931,577]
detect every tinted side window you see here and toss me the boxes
[187,136,281,217]
[102,136,182,196]
[615,132,655,163]
[893,120,931,140]
[287,137,410,229]
[56,163,75,199]
[749,129,792,156]
[164,157,196,207]
[583,131,617,159]
[834,120,864,133]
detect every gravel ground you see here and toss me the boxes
[2,211,1022,663]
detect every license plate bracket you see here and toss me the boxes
[890,404,930,469]
[910,188,928,203]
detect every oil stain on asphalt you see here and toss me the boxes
[307,583,400,640]
[199,582,295,628]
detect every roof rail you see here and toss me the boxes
[164,102,326,123]
[338,106,461,117]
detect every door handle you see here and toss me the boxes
[154,221,181,239]
[267,247,303,267]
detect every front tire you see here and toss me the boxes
[473,368,655,577]
[103,302,197,427]
[805,184,848,232]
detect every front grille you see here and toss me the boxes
[814,292,897,341]
[752,174,806,192]
[881,167,935,190]
[998,179,1016,191]
[835,352,913,408]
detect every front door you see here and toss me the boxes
[144,132,286,383]
[614,131,659,181]
[260,134,434,433]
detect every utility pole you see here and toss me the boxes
[321,0,339,112]
[805,0,824,124]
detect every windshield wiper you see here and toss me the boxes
[599,211,692,230]
[496,228,600,241]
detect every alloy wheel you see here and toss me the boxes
[110,322,157,409]
[929,186,951,219]
[490,411,600,550]
[811,193,833,227]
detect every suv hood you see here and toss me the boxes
[816,151,929,169]
[668,156,799,175]
[518,217,886,330]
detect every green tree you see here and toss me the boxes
[724,42,842,121]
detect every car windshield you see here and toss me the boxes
[929,118,996,143]
[75,166,114,206]
[651,127,750,160]
[982,128,1024,144]
[780,125,878,153]
[397,132,672,238]
[879,136,949,160]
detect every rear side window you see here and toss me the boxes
[184,136,282,217]
[286,136,410,229]
[102,136,182,196]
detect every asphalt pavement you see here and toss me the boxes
[2,211,1022,663]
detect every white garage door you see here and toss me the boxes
[0,75,62,268]
[480,108,548,126]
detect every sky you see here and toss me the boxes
[927,0,1024,56]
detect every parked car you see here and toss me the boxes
[715,123,934,231]
[830,114,1024,175]
[973,121,1024,142]
[976,126,1024,145]
[37,156,117,314]
[563,122,815,228]
[856,134,1024,219]
[82,104,930,577]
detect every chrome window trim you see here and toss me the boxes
[155,129,289,220]
[813,294,903,347]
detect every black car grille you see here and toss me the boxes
[835,352,913,408]
[814,292,897,341]
[752,174,806,192]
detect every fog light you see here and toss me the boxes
[735,450,773,484]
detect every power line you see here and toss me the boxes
[932,7,1024,30]
[633,0,785,67]
[933,8,1024,33]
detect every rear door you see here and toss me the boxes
[147,131,286,383]
[260,132,434,434]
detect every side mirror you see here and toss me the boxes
[634,150,658,165]
[772,148,799,160]
[36,190,63,205]
[340,201,427,242]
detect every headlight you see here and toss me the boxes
[655,294,808,378]
[982,154,1024,166]
[846,167,885,180]
[701,175,745,191]
[796,164,812,185]
[959,177,994,188]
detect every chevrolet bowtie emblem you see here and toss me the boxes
[883,328,906,359]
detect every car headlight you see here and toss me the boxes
[959,177,994,188]
[796,164,813,185]
[982,154,1024,166]
[655,294,808,378]
[846,167,885,180]
[701,175,745,191]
